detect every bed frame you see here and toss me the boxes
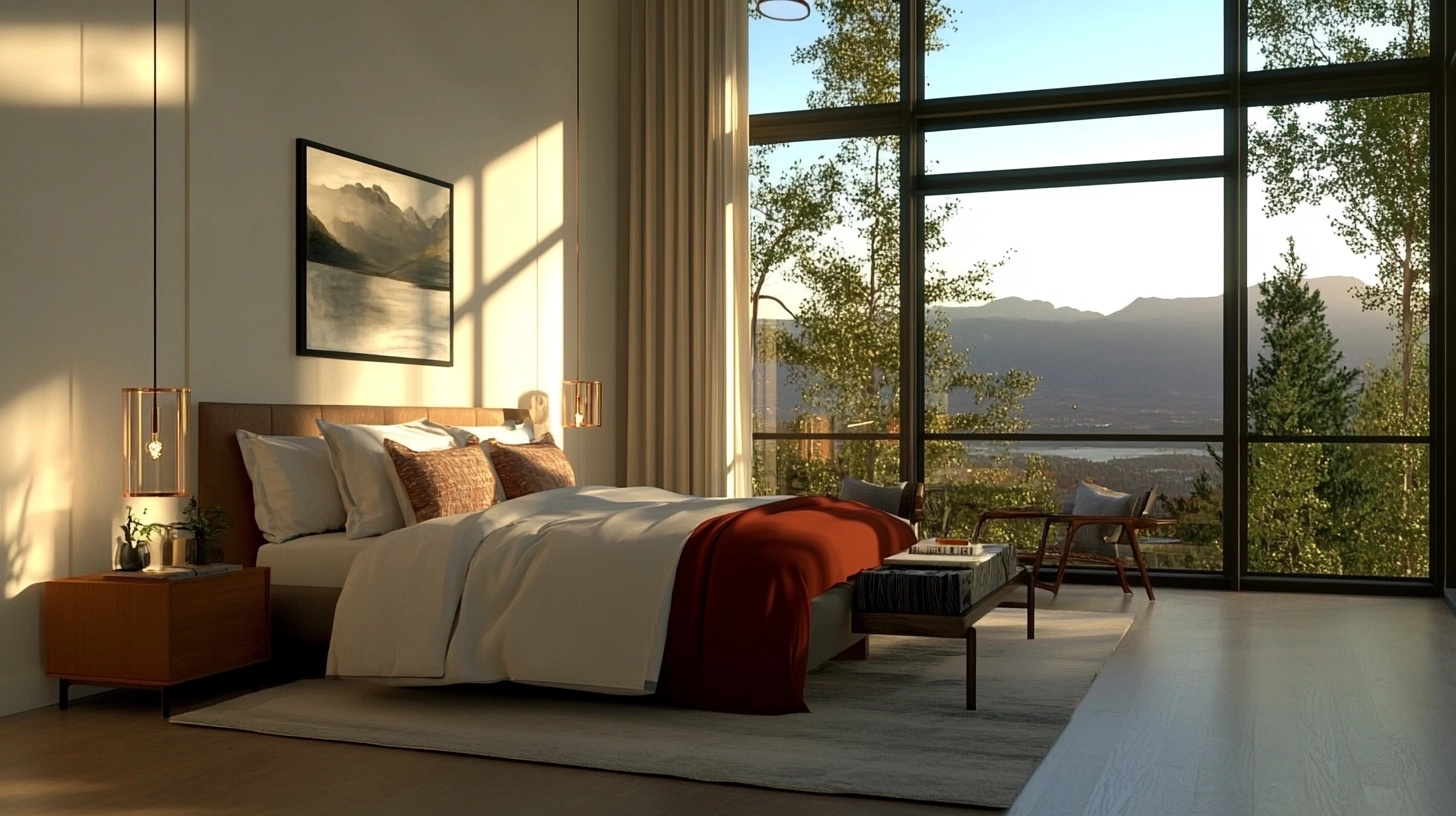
[196,401,862,669]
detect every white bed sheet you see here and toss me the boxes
[256,531,375,588]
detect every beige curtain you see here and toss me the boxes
[623,0,751,497]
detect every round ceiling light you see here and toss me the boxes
[757,0,811,22]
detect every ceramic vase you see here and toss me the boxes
[115,537,143,571]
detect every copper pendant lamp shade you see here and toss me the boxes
[122,387,189,497]
[562,379,602,430]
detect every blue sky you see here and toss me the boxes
[750,0,1222,115]
[748,2,1401,316]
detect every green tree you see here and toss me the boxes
[750,0,1038,506]
[1248,239,1359,435]
[1246,242,1357,573]
[1329,347,1430,576]
[1248,442,1342,573]
[1248,0,1430,576]
[1159,460,1225,570]
[1248,0,1429,429]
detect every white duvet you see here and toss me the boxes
[326,485,779,694]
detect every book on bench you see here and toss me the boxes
[907,538,984,556]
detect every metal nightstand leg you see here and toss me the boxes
[58,679,69,710]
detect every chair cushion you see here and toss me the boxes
[1069,481,1155,556]
[839,477,916,521]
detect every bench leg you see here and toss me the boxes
[965,627,977,710]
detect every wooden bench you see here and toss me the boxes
[851,567,1034,709]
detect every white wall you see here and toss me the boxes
[0,0,624,717]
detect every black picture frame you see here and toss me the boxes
[296,138,454,367]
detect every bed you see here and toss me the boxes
[193,402,908,714]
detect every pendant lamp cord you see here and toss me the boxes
[573,0,582,382]
[151,0,159,393]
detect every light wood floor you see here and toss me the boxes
[1,586,1453,816]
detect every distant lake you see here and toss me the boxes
[306,262,449,362]
[962,443,1217,463]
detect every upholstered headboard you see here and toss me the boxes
[198,402,530,567]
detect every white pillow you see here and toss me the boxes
[425,420,535,503]
[316,418,459,539]
[425,419,535,447]
[235,430,347,544]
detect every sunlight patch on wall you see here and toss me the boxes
[480,122,565,417]
[534,121,565,436]
[0,23,185,107]
[1,377,72,599]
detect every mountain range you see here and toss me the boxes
[758,276,1404,434]
[305,182,451,291]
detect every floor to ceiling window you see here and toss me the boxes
[749,0,1445,591]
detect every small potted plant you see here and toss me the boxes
[173,497,230,565]
[116,506,165,571]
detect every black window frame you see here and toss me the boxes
[748,0,1452,597]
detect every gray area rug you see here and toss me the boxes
[173,609,1133,808]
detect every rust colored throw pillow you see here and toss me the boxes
[486,432,576,499]
[383,436,497,523]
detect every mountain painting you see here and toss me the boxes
[296,139,453,366]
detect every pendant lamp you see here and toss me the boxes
[563,0,601,429]
[757,0,812,21]
[123,0,189,497]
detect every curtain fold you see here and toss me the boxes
[624,0,751,497]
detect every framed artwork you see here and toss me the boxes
[296,139,454,366]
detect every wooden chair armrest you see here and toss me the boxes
[976,508,1053,521]
[1044,514,1155,525]
[1134,517,1178,530]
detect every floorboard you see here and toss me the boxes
[2,586,1453,816]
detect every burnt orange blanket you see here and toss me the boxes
[659,496,915,714]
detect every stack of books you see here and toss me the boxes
[912,538,983,555]
[884,539,995,568]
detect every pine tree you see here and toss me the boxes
[1248,239,1358,435]
[1246,239,1358,574]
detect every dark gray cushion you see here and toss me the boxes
[839,477,916,521]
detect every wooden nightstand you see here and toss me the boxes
[44,567,271,716]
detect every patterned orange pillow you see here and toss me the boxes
[486,432,576,499]
[384,436,497,523]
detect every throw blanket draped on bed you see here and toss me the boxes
[327,486,911,714]
[661,496,916,714]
